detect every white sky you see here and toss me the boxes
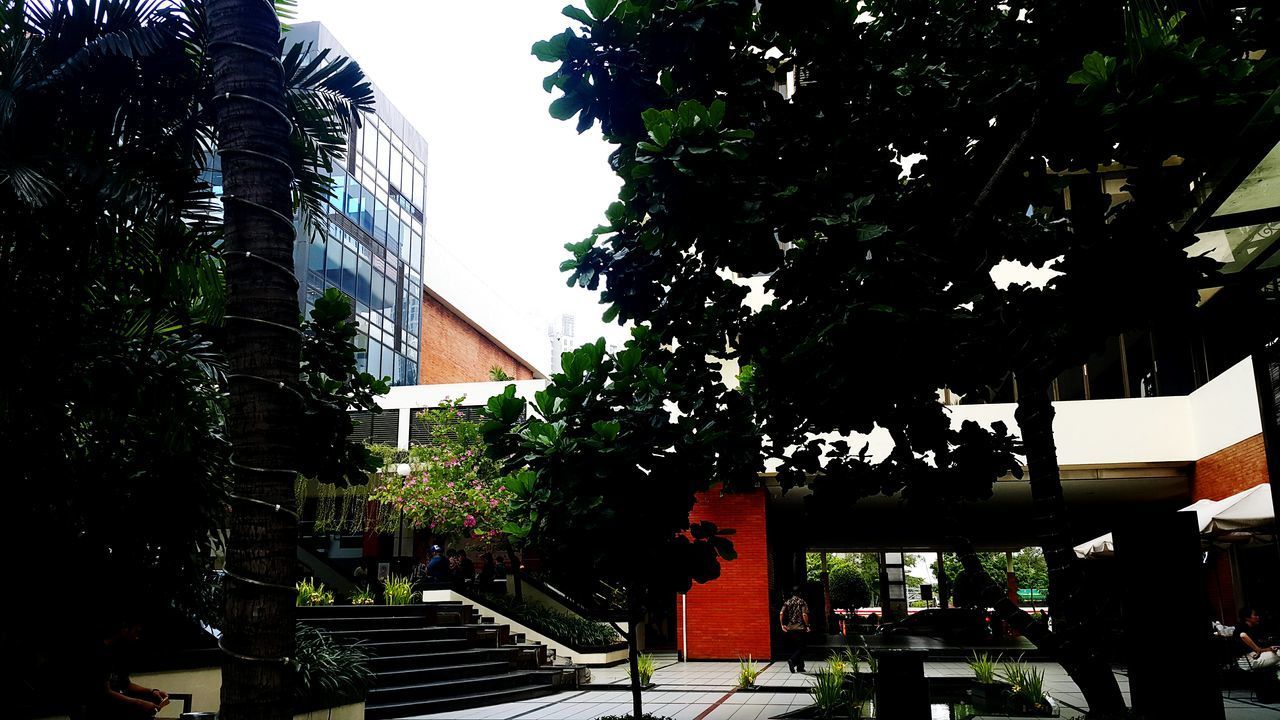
[293,1,628,374]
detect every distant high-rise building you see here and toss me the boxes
[548,314,577,369]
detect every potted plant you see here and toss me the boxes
[1001,659,1056,717]
[295,578,335,607]
[629,653,657,689]
[967,651,1008,710]
[382,574,414,606]
[737,655,763,690]
[350,585,374,606]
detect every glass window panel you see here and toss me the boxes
[883,552,902,565]
[308,239,325,274]
[377,133,391,173]
[325,238,343,287]
[373,200,389,243]
[888,586,905,600]
[340,246,357,296]
[381,350,396,381]
[886,567,904,582]
[1152,329,1196,396]
[1055,365,1086,401]
[1085,336,1124,400]
[356,258,372,307]
[367,342,381,378]
[1124,331,1158,398]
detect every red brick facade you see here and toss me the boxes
[677,488,773,660]
[419,291,537,384]
[1191,434,1268,501]
[1192,433,1270,621]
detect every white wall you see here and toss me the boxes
[381,357,1262,465]
[1188,356,1263,457]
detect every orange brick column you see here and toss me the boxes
[677,487,772,660]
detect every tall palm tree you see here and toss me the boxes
[205,1,301,717]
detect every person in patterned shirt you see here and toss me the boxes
[779,587,810,673]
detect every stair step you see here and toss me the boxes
[369,670,549,704]
[366,682,561,720]
[374,661,514,685]
[366,647,520,671]
[361,638,476,656]
[319,627,470,643]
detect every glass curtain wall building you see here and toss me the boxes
[289,22,426,386]
[203,23,427,384]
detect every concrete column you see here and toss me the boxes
[936,554,950,609]
[1005,550,1018,605]
[874,648,929,719]
[1115,511,1224,719]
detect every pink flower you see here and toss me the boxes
[464,514,477,528]
[489,498,499,508]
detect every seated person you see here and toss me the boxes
[1234,606,1280,671]
[86,619,170,719]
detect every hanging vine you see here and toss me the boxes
[294,475,310,517]
[343,484,369,534]
[313,482,338,533]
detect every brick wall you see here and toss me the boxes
[1191,433,1268,501]
[419,292,537,384]
[677,488,773,660]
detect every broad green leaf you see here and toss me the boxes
[562,4,593,24]
[585,0,616,20]
[549,95,581,120]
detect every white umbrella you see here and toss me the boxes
[1074,532,1114,559]
[1203,483,1273,534]
[1073,484,1274,559]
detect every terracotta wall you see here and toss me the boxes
[677,488,773,660]
[1191,434,1268,501]
[419,292,536,384]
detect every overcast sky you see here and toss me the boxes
[293,1,628,372]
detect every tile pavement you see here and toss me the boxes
[404,659,1280,720]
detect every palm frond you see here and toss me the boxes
[281,40,374,240]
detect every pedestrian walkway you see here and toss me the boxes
[404,658,1280,720]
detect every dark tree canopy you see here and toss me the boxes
[534,1,1277,713]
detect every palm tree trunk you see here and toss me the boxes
[1014,382,1127,717]
[207,2,299,719]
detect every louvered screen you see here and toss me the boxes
[370,410,400,445]
[348,411,373,442]
[408,405,487,447]
[347,410,398,445]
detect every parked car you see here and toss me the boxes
[878,608,992,643]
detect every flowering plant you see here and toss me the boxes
[370,398,511,541]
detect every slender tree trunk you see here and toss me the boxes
[504,538,524,601]
[627,588,644,719]
[1014,382,1127,718]
[208,3,299,719]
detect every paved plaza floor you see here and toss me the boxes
[407,658,1280,720]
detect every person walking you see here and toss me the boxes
[779,587,811,673]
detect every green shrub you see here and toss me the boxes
[1000,659,1049,713]
[968,651,999,684]
[810,664,846,717]
[351,585,375,605]
[737,655,762,689]
[383,574,414,606]
[296,578,335,607]
[478,593,622,648]
[292,625,372,708]
[631,653,656,686]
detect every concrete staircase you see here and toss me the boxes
[298,601,574,719]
